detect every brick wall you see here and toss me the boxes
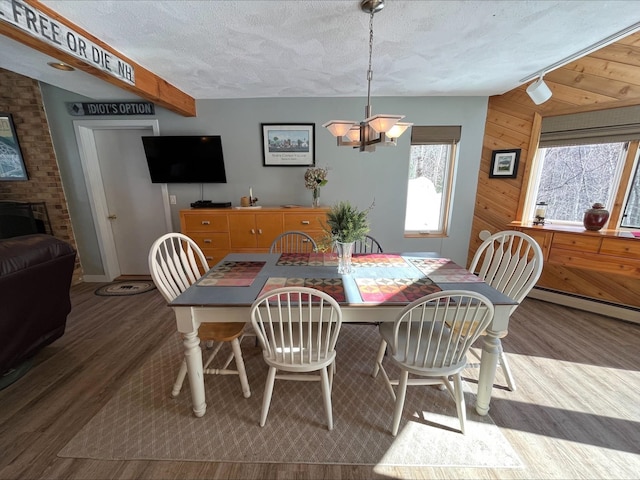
[0,68,82,283]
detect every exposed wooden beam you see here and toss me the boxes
[0,0,196,117]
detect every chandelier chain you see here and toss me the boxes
[366,11,375,110]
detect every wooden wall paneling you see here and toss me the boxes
[470,32,640,310]
[566,56,640,83]
[549,68,639,101]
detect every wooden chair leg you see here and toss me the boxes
[320,366,333,430]
[391,370,409,437]
[172,358,188,397]
[230,337,251,398]
[372,339,387,378]
[499,350,517,391]
[453,373,466,434]
[260,366,277,427]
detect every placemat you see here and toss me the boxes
[409,258,483,283]
[352,254,408,267]
[355,277,441,304]
[198,261,266,286]
[258,277,345,302]
[276,253,407,267]
[276,253,338,266]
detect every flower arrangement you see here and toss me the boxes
[304,167,328,190]
[323,200,372,244]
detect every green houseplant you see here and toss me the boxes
[322,201,372,274]
[324,201,371,244]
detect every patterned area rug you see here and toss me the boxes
[58,325,522,469]
[94,281,156,296]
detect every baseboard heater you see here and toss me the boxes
[529,287,639,325]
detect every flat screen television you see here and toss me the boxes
[141,135,227,183]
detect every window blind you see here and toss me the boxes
[540,105,640,147]
[411,126,461,145]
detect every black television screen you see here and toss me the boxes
[141,135,227,183]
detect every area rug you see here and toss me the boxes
[94,281,156,296]
[58,325,522,469]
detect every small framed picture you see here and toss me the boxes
[489,149,520,178]
[261,123,315,166]
[0,113,28,181]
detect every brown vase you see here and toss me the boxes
[583,203,610,231]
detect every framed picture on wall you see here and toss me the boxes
[489,149,520,178]
[0,113,28,181]
[261,123,315,166]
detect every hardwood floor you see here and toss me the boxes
[1,283,639,479]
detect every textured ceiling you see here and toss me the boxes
[2,1,640,101]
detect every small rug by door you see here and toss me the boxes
[58,325,522,470]
[94,281,156,296]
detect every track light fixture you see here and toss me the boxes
[526,74,552,105]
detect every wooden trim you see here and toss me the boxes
[0,0,195,117]
[516,112,542,221]
[609,140,639,228]
[529,287,640,324]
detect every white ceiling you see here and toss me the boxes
[1,1,640,101]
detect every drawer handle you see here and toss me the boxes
[301,220,310,225]
[201,220,210,225]
[205,256,213,261]
[204,239,212,244]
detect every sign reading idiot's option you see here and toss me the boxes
[0,0,135,85]
[67,102,155,116]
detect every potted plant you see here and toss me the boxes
[322,201,372,273]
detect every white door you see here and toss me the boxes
[94,128,168,275]
[75,119,171,281]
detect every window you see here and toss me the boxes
[404,126,460,236]
[530,142,627,223]
[621,155,640,228]
[525,106,640,227]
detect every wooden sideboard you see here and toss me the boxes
[511,223,640,280]
[509,222,640,308]
[180,206,329,266]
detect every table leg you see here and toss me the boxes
[182,330,206,417]
[475,329,501,416]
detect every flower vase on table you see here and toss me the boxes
[335,241,355,274]
[312,187,321,208]
[305,167,328,209]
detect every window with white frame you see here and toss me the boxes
[526,106,640,226]
[530,142,628,223]
[404,126,460,236]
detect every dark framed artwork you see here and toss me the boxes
[261,123,315,166]
[0,113,28,181]
[489,149,520,178]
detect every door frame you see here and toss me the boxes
[74,119,170,281]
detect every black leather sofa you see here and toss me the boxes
[0,234,76,388]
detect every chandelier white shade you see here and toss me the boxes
[323,0,412,152]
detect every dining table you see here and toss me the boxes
[169,251,518,418]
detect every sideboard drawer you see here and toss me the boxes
[284,213,326,232]
[188,232,230,250]
[551,233,602,253]
[600,237,640,259]
[182,213,229,232]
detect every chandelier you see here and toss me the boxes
[323,0,412,153]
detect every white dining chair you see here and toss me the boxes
[250,286,343,430]
[467,230,543,391]
[148,232,251,399]
[372,290,495,436]
[354,234,384,253]
[269,231,317,253]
